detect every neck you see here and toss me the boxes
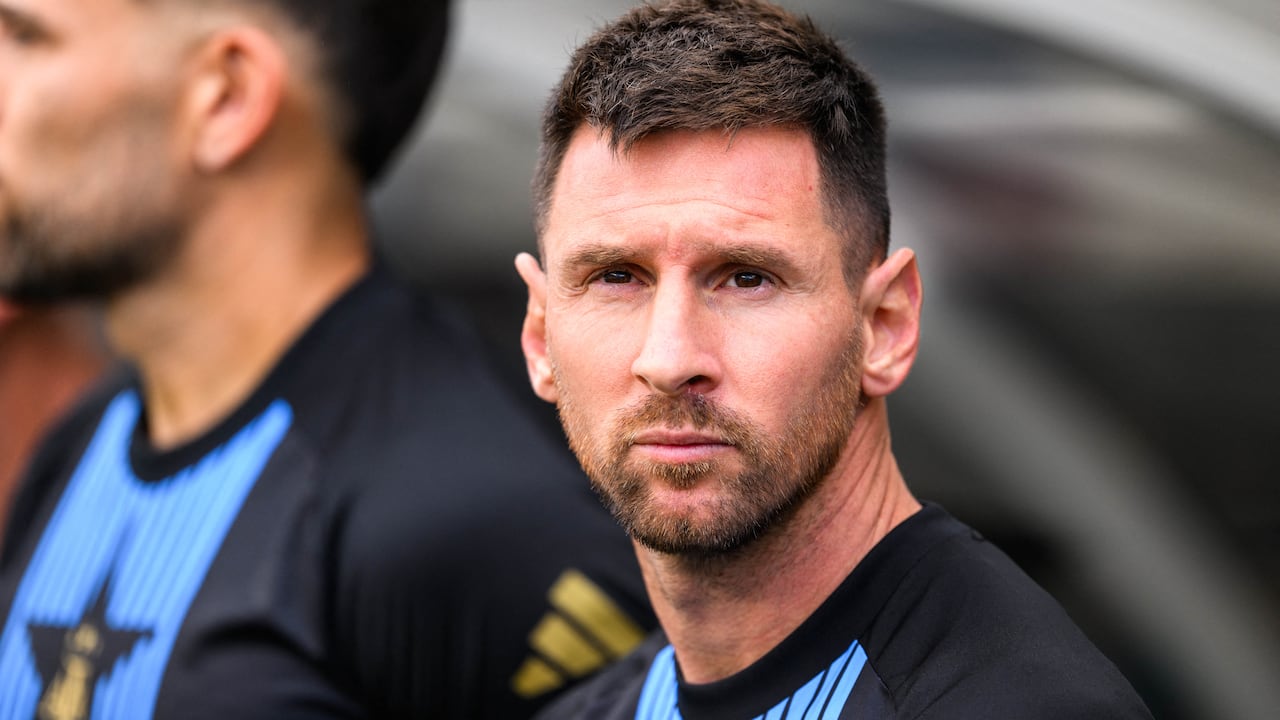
[106,171,369,450]
[637,399,920,684]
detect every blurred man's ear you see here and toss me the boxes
[858,248,923,398]
[182,26,287,172]
[515,253,559,404]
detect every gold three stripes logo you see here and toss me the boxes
[512,569,646,698]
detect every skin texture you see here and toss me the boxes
[0,0,368,448]
[519,125,925,682]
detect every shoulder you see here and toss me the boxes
[285,269,564,473]
[296,272,654,716]
[320,335,647,639]
[263,266,637,588]
[27,364,132,460]
[861,507,1153,719]
[0,367,132,567]
[290,270,609,549]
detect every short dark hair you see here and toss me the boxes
[263,0,451,183]
[534,0,890,274]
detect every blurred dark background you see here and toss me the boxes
[369,2,1280,719]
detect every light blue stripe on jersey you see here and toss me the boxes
[0,390,291,720]
[634,639,868,720]
[636,645,681,719]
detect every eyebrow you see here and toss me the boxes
[0,3,42,35]
[0,3,25,24]
[559,244,639,274]
[716,244,803,277]
[558,241,804,278]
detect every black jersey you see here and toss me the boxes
[0,263,654,719]
[536,505,1153,720]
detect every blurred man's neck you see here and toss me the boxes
[106,162,370,450]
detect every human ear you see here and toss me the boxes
[183,26,287,172]
[858,248,923,398]
[515,252,559,404]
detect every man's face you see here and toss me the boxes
[0,0,193,302]
[530,126,866,557]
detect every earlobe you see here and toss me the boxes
[185,27,287,173]
[858,248,923,398]
[515,252,559,404]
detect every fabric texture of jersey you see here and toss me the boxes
[0,263,654,720]
[535,504,1154,720]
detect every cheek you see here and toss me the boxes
[2,88,63,181]
[733,356,814,432]
[728,313,858,417]
[13,65,100,139]
[549,306,643,376]
[26,59,174,149]
[6,85,116,195]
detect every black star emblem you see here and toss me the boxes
[26,563,152,720]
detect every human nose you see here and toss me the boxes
[631,281,720,396]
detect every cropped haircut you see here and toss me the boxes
[533,0,890,277]
[205,0,451,183]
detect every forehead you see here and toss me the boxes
[0,0,197,45]
[1,0,134,27]
[545,126,831,260]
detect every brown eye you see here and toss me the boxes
[601,270,633,284]
[728,271,764,288]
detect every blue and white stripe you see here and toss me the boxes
[635,638,868,720]
[0,391,291,719]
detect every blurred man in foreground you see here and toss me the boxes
[0,0,650,716]
[517,1,1153,717]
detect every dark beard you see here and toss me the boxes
[565,333,863,558]
[0,201,181,303]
